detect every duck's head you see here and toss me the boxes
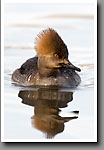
[35,28,81,72]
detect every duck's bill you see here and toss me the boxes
[63,59,81,72]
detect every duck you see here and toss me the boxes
[12,28,81,87]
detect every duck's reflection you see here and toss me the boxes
[18,88,78,138]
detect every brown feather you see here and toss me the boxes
[35,28,68,58]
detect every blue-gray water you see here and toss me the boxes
[4,3,95,140]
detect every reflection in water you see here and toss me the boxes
[18,88,78,138]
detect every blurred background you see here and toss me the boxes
[4,3,94,84]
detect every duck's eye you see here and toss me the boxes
[54,54,59,58]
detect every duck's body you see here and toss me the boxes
[12,28,81,87]
[12,56,81,87]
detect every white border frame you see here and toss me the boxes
[1,0,97,142]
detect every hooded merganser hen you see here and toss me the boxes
[12,28,81,87]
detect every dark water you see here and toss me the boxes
[4,3,95,141]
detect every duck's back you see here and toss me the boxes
[12,57,38,85]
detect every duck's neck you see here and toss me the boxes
[38,57,57,77]
[38,68,54,77]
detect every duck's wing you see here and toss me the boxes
[19,56,38,74]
